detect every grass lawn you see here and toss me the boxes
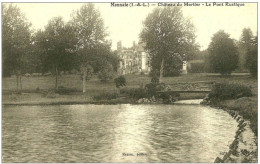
[2,73,258,103]
[3,73,257,92]
[220,97,258,135]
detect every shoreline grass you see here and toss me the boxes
[210,97,258,136]
[3,73,257,105]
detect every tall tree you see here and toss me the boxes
[71,4,108,92]
[28,30,47,74]
[36,17,77,90]
[140,7,196,80]
[238,28,254,71]
[2,4,31,92]
[245,36,258,76]
[208,30,239,75]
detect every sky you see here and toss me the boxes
[8,2,258,50]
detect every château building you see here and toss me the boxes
[117,41,188,75]
[117,41,151,75]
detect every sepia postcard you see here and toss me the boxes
[1,1,258,163]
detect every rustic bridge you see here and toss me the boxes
[157,90,211,94]
[157,81,215,94]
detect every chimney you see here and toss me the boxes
[133,41,136,48]
[117,41,122,51]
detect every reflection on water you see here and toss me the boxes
[174,99,203,105]
[3,104,239,163]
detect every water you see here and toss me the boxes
[2,104,238,163]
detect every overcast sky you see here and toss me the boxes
[9,2,258,50]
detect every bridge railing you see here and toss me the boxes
[159,81,215,93]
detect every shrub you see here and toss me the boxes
[119,76,171,101]
[151,75,159,85]
[145,83,158,98]
[119,87,130,94]
[55,86,78,95]
[159,92,180,103]
[145,82,167,98]
[98,63,114,82]
[143,75,161,98]
[187,62,205,73]
[119,87,147,100]
[114,75,126,88]
[208,83,252,100]
[129,88,147,100]
[93,92,119,101]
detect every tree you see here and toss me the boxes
[238,28,254,71]
[71,4,108,92]
[2,4,31,92]
[208,30,238,75]
[98,62,114,82]
[29,30,48,74]
[163,53,183,76]
[114,75,126,88]
[36,17,77,90]
[140,7,196,80]
[202,50,215,73]
[245,36,258,76]
[77,41,118,74]
[80,65,94,91]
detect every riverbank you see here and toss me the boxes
[3,73,256,104]
[206,97,258,163]
[2,92,132,106]
[4,92,257,137]
[208,97,257,136]
[3,91,206,106]
[3,74,257,136]
[214,107,257,163]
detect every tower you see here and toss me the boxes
[117,41,122,51]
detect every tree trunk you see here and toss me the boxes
[19,75,22,91]
[55,65,58,91]
[82,70,86,93]
[160,58,165,82]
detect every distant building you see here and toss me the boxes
[182,60,187,74]
[117,41,190,75]
[117,41,150,75]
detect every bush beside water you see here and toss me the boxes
[93,92,119,101]
[119,76,179,103]
[208,83,252,101]
[204,83,256,136]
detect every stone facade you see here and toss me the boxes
[182,60,187,74]
[117,41,151,75]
